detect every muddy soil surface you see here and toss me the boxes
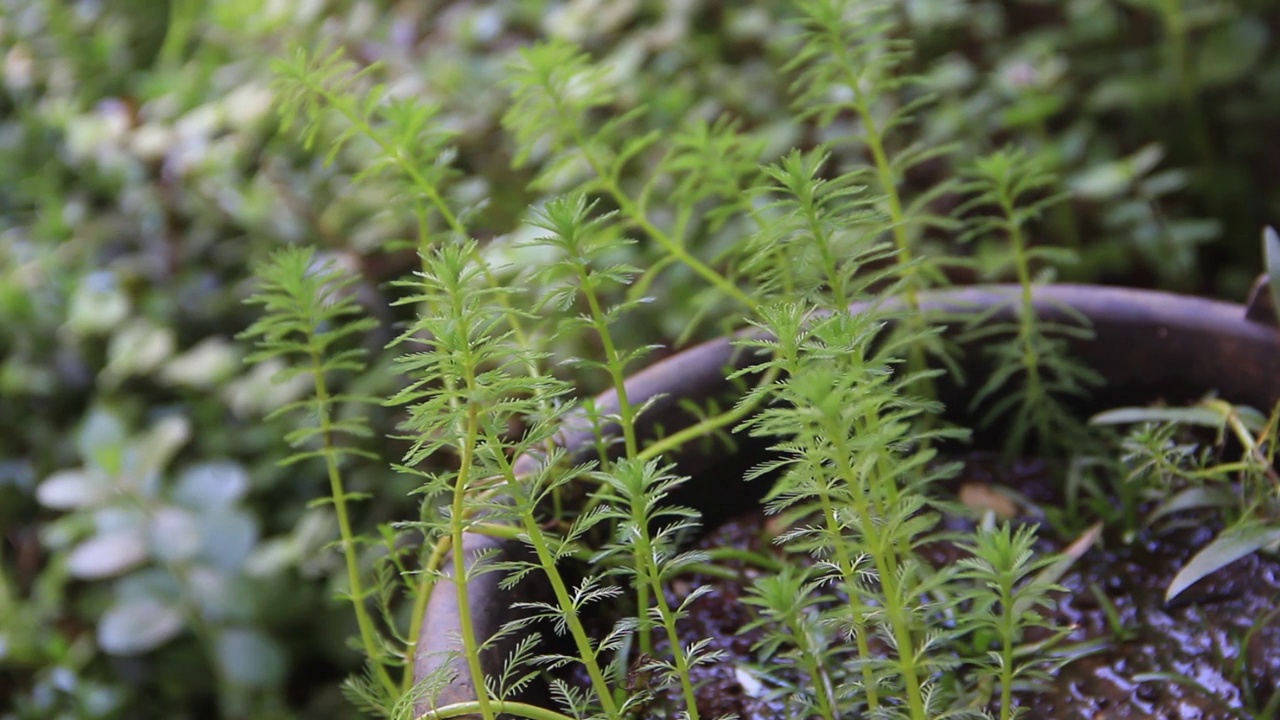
[643,455,1280,720]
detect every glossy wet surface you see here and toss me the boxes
[645,456,1280,720]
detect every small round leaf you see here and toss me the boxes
[67,530,148,579]
[149,507,202,562]
[37,469,112,510]
[101,321,176,386]
[98,597,184,655]
[174,461,250,510]
[159,338,239,389]
[67,272,130,336]
[198,509,259,571]
[216,628,286,687]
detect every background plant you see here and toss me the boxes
[1092,398,1280,602]
[958,148,1102,456]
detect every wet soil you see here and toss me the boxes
[644,455,1280,720]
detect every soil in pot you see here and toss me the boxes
[599,453,1280,720]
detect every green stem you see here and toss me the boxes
[449,404,497,720]
[607,175,757,311]
[418,700,581,720]
[855,509,927,720]
[517,512,622,719]
[824,25,919,301]
[468,413,626,717]
[826,420,926,720]
[560,364,783,552]
[998,577,1016,720]
[309,81,465,238]
[308,347,398,698]
[637,366,781,463]
[1006,199,1047,445]
[395,207,551,700]
[575,267,639,461]
[572,237,649,653]
[804,195,851,310]
[816,493,882,712]
[159,0,199,69]
[308,78,542,372]
[632,502,700,720]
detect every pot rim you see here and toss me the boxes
[413,282,1280,713]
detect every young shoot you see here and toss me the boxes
[957,523,1069,720]
[742,565,840,720]
[590,459,716,720]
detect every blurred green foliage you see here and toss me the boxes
[2,0,1278,717]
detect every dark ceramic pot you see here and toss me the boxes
[412,283,1280,716]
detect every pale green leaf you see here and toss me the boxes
[1090,406,1226,428]
[1146,486,1237,527]
[67,272,130,336]
[174,461,250,509]
[36,469,113,510]
[101,320,176,386]
[187,566,254,623]
[217,628,286,686]
[67,530,148,579]
[198,509,259,571]
[1265,226,1280,316]
[130,415,192,492]
[149,507,203,563]
[1166,524,1280,602]
[160,337,240,389]
[99,597,185,655]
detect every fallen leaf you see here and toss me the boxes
[959,482,1019,519]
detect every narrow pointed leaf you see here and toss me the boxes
[1265,226,1280,315]
[1166,524,1280,602]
